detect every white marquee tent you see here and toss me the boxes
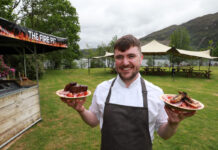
[97,39,217,67]
[92,52,114,59]
[141,40,218,59]
[141,40,171,55]
[92,40,217,59]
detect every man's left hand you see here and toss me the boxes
[164,105,196,126]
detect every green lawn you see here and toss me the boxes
[8,67,218,150]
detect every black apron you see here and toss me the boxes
[101,77,152,150]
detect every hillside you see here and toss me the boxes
[140,12,218,49]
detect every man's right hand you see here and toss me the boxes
[61,97,99,127]
[61,97,86,113]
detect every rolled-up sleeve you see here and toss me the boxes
[155,98,168,131]
[89,89,101,121]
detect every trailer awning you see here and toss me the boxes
[0,17,68,55]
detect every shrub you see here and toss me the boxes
[0,55,16,79]
[4,55,45,80]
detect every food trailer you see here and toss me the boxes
[0,17,68,148]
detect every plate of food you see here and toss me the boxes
[160,91,204,112]
[56,82,91,99]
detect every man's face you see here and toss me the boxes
[114,46,143,82]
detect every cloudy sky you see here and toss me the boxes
[69,0,218,49]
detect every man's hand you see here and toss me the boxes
[158,105,196,140]
[61,97,86,113]
[60,97,99,127]
[164,105,196,126]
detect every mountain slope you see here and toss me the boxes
[140,12,218,49]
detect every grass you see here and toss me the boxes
[8,67,218,150]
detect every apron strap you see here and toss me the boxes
[105,77,117,103]
[140,77,148,108]
[141,77,152,146]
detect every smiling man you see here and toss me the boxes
[61,34,195,150]
[114,36,143,87]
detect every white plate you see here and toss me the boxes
[56,89,91,99]
[160,94,204,111]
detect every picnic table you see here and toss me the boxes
[181,68,211,79]
[142,66,212,79]
[174,67,194,78]
[192,70,211,79]
[143,67,166,75]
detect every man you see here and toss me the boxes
[62,34,195,150]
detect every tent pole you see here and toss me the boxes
[171,54,175,81]
[88,58,90,75]
[23,48,27,77]
[33,45,42,122]
[198,59,200,70]
[169,54,171,71]
[104,58,106,71]
[208,49,212,71]
[153,55,155,68]
[34,45,39,84]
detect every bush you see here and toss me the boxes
[24,55,45,80]
[91,59,105,68]
[4,54,45,80]
[0,55,16,79]
[147,57,153,66]
[63,60,78,69]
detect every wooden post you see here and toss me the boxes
[88,58,90,75]
[152,55,155,68]
[34,45,39,85]
[198,59,200,70]
[23,48,27,77]
[208,49,212,71]
[169,54,171,71]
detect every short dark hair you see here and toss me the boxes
[114,34,141,52]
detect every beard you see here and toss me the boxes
[116,65,140,82]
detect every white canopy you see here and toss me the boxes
[92,52,114,59]
[141,40,218,59]
[141,40,171,55]
[92,40,218,59]
[176,49,218,59]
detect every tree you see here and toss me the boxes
[146,56,153,67]
[0,0,20,21]
[208,40,218,57]
[106,35,117,68]
[214,42,218,57]
[170,27,190,49]
[169,27,191,66]
[90,43,107,68]
[81,36,117,68]
[108,35,118,52]
[94,35,118,68]
[19,0,80,69]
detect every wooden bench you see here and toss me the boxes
[143,67,166,75]
[192,70,212,79]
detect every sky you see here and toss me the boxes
[69,0,218,49]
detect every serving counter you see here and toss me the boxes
[0,81,41,148]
